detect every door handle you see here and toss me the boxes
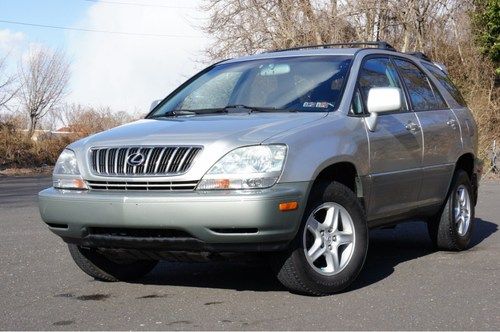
[405,121,420,132]
[446,118,458,129]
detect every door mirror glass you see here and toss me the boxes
[366,87,402,114]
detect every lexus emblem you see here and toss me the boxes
[127,152,146,166]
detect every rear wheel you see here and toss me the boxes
[68,244,158,281]
[272,181,368,296]
[427,170,474,251]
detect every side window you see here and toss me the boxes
[394,59,447,111]
[350,88,364,115]
[358,57,407,112]
[422,63,467,107]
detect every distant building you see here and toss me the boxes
[21,127,76,141]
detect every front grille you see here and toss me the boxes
[90,146,202,176]
[87,180,198,191]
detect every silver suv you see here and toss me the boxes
[39,42,480,295]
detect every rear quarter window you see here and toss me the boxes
[394,59,447,111]
[422,63,467,107]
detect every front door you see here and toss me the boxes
[355,57,423,221]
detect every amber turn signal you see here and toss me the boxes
[73,179,87,189]
[279,201,298,211]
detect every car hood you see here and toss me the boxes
[74,112,327,149]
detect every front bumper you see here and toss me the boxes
[38,182,309,252]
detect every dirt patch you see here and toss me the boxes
[136,294,170,299]
[52,320,74,326]
[54,292,111,301]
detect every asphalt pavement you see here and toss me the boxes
[0,175,498,330]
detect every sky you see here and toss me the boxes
[0,0,210,115]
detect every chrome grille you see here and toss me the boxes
[87,180,198,191]
[89,146,202,176]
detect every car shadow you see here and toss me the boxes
[135,218,497,293]
[347,218,496,291]
[137,258,285,292]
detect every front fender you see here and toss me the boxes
[266,115,370,183]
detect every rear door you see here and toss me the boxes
[355,56,423,221]
[393,58,461,207]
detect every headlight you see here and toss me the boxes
[197,145,287,190]
[53,149,88,189]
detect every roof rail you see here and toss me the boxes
[406,51,432,62]
[267,41,397,53]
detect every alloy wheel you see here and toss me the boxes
[303,202,355,276]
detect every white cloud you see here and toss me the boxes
[67,0,211,114]
[0,29,26,54]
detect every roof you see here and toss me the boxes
[219,41,439,67]
[222,48,360,64]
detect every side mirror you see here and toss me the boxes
[365,87,402,131]
[149,99,161,112]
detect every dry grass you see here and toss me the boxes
[0,122,74,169]
[469,97,500,163]
[0,107,137,171]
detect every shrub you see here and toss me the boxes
[0,118,74,169]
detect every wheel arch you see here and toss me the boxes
[454,153,478,204]
[308,161,365,209]
[455,153,474,178]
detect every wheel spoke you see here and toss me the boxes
[323,206,339,230]
[308,239,325,262]
[332,249,340,271]
[459,188,466,206]
[458,218,465,235]
[324,249,340,272]
[306,215,323,233]
[336,232,353,246]
[323,251,333,272]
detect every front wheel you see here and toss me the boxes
[272,181,368,296]
[427,170,475,251]
[68,244,158,282]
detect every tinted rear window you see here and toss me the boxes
[423,63,467,107]
[394,59,447,111]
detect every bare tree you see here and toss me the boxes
[0,53,18,111]
[201,0,353,60]
[17,47,70,138]
[52,103,136,137]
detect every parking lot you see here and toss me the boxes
[0,175,499,330]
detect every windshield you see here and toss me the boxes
[149,56,353,117]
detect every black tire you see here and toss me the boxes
[427,170,475,251]
[68,244,158,281]
[272,181,368,296]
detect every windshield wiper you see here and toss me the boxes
[223,104,290,113]
[151,110,197,118]
[151,105,294,118]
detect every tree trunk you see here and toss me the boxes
[28,116,37,140]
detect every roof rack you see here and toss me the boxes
[267,41,397,53]
[406,51,432,62]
